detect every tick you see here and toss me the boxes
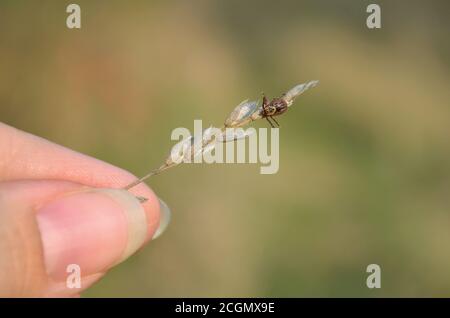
[261,93,289,128]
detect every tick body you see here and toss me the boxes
[261,94,288,128]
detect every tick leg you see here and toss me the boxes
[265,117,275,128]
[261,93,271,121]
[270,116,280,127]
[262,93,269,108]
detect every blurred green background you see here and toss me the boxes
[1,0,449,297]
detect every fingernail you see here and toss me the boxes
[152,198,171,240]
[36,188,148,281]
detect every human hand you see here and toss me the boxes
[0,122,170,297]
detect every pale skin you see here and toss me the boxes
[0,122,161,297]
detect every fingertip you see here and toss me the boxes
[152,197,171,240]
[128,183,162,242]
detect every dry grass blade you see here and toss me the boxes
[123,81,319,191]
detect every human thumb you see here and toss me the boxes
[0,180,170,297]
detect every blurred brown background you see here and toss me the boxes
[0,0,449,297]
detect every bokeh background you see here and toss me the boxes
[1,0,449,297]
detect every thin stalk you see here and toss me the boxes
[123,163,174,190]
